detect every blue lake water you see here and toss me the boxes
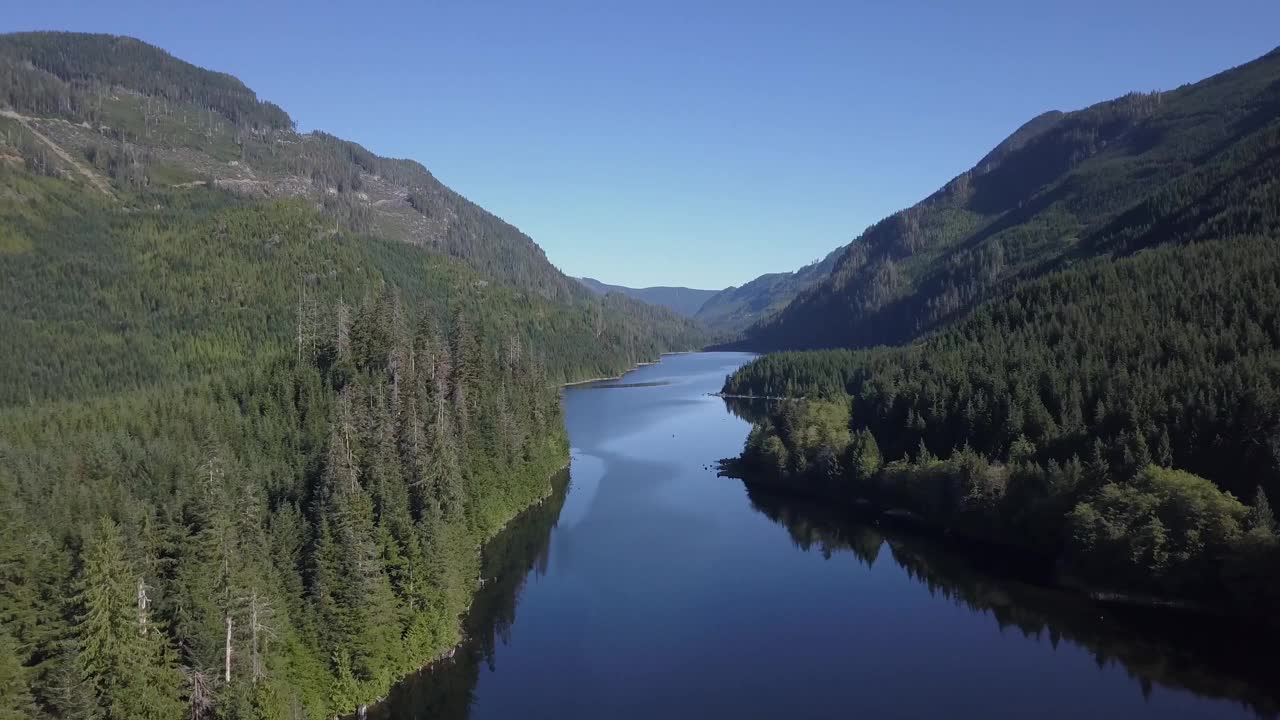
[372,352,1276,719]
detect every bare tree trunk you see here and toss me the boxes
[336,300,351,357]
[250,594,260,684]
[224,615,233,684]
[249,592,265,684]
[296,284,305,362]
[136,578,150,636]
[188,670,213,720]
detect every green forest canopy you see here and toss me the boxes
[0,31,707,720]
[724,45,1280,615]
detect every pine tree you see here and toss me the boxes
[426,343,465,518]
[75,519,137,712]
[845,429,882,484]
[174,449,243,681]
[1156,427,1174,467]
[74,519,184,720]
[0,627,36,720]
[449,308,479,439]
[1087,439,1112,487]
[0,515,69,705]
[1247,486,1277,536]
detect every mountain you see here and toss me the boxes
[743,46,1280,350]
[722,48,1280,617]
[0,32,709,323]
[694,247,842,335]
[0,31,705,719]
[575,277,719,317]
[0,32,707,391]
[575,244,847,332]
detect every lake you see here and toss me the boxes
[371,352,1278,719]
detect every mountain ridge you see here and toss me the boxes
[574,276,719,317]
[742,45,1280,350]
[0,31,707,329]
[720,45,1280,625]
[693,246,843,335]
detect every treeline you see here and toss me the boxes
[727,233,1280,612]
[0,288,565,719]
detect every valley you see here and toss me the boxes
[2,20,1280,720]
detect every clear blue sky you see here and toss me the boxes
[6,1,1280,288]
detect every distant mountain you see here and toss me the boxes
[694,247,842,335]
[575,277,719,318]
[744,46,1280,350]
[575,248,845,333]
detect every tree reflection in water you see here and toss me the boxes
[366,469,570,720]
[744,485,1280,719]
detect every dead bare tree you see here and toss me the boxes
[186,669,214,720]
[136,577,151,636]
[593,299,606,339]
[336,300,351,358]
[246,590,276,685]
[296,283,309,362]
[224,616,233,685]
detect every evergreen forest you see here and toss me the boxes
[0,32,703,719]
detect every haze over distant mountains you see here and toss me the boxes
[577,246,844,333]
[575,277,718,318]
[691,247,842,334]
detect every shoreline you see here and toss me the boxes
[728,472,1224,617]
[346,455,572,719]
[354,349,734,716]
[560,361,658,388]
[557,349,706,389]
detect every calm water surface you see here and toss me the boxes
[373,352,1277,719]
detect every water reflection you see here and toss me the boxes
[367,470,571,720]
[720,395,774,425]
[578,380,672,390]
[744,486,1280,719]
[369,356,1280,720]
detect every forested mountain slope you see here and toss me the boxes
[0,30,707,326]
[745,46,1280,349]
[0,174,702,405]
[723,47,1280,618]
[575,277,718,318]
[727,234,1280,614]
[694,246,841,335]
[0,31,703,720]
